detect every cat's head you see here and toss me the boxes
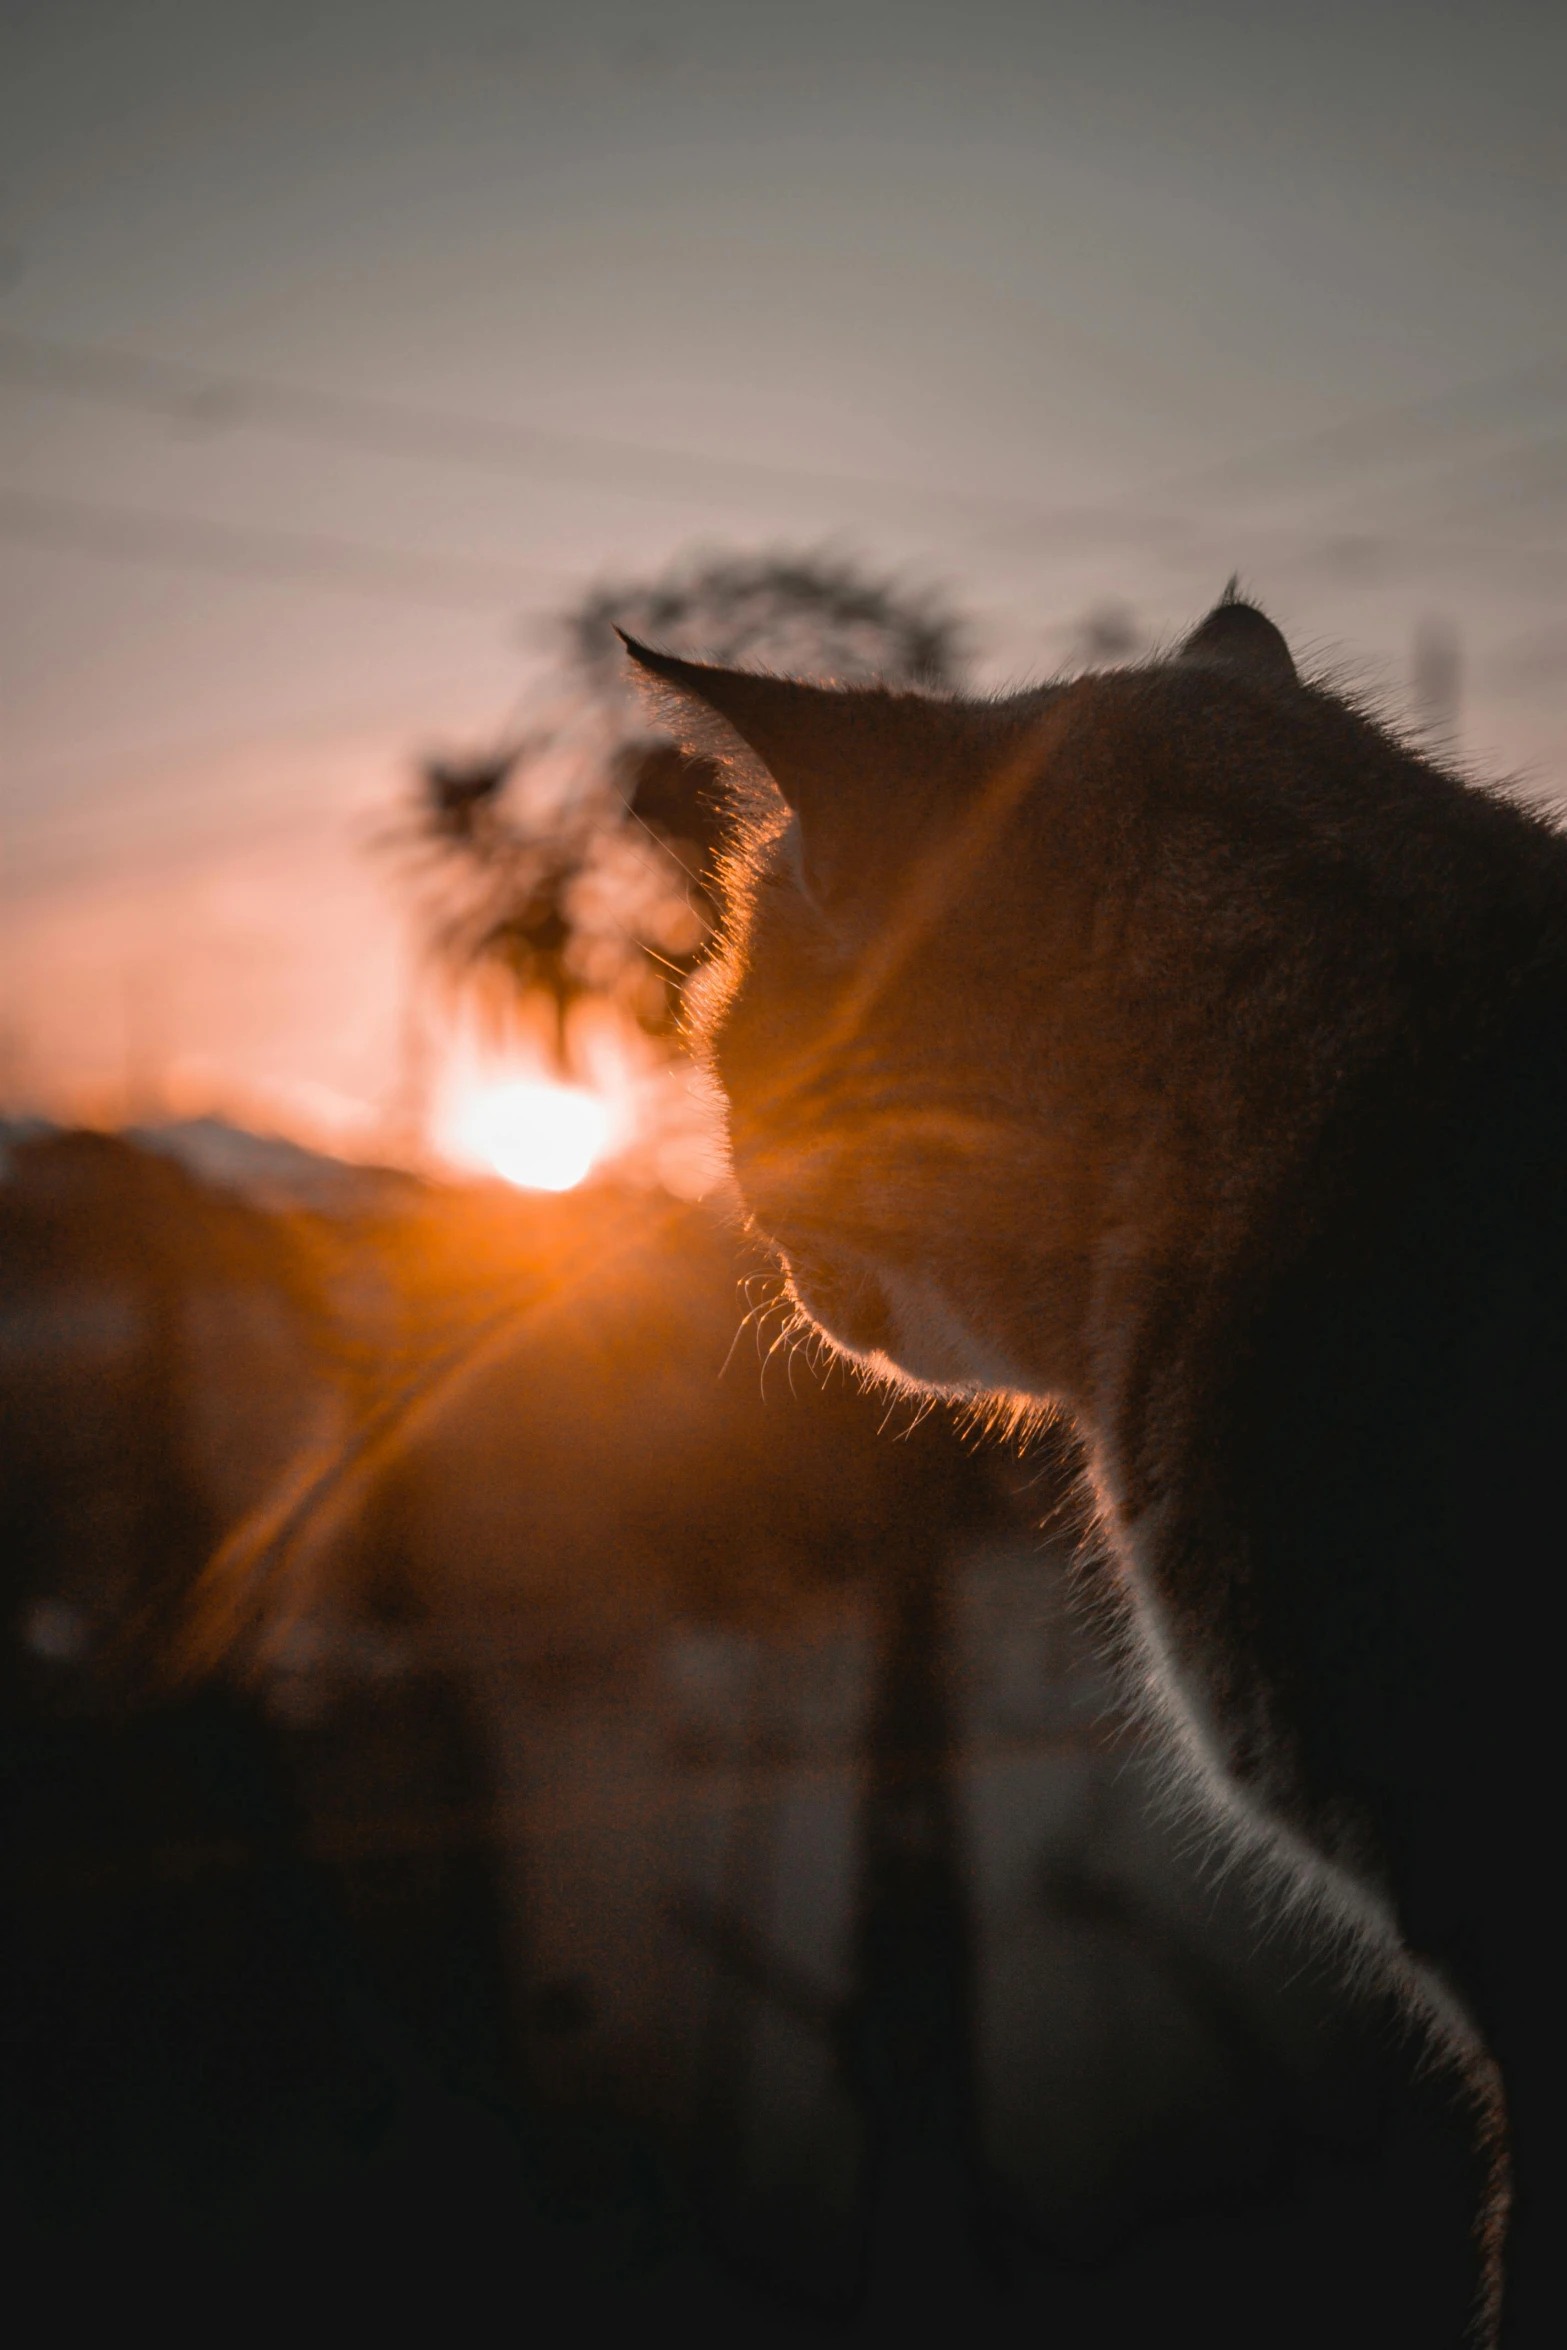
[622,596,1490,1428]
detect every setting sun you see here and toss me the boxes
[450,1080,611,1193]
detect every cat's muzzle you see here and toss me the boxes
[778,1241,898,1362]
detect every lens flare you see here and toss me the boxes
[452,1080,611,1192]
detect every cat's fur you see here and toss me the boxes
[623,598,1567,2343]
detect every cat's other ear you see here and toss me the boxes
[1178,587,1297,685]
[618,632,890,908]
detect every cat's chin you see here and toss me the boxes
[783,1251,1022,1399]
[781,1250,901,1364]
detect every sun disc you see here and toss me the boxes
[457,1080,611,1192]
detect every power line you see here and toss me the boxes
[0,324,1026,527]
[1179,353,1567,502]
[4,324,1559,560]
[7,665,518,798]
[0,485,576,610]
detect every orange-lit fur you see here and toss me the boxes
[626,598,1567,2343]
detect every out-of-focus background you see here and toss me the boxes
[3,0,1563,1141]
[0,3,1557,2338]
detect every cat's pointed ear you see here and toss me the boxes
[619,634,839,806]
[1179,587,1297,685]
[618,631,874,904]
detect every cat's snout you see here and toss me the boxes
[774,1237,897,1362]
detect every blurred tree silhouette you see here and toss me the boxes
[406,550,969,1070]
[1070,601,1143,669]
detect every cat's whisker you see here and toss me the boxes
[893,1391,940,1442]
[716,1296,767,1384]
[756,1310,797,1403]
[874,1382,912,1438]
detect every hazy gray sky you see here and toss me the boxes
[1,0,1562,1134]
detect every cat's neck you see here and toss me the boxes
[1101,974,1567,1949]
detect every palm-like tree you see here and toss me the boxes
[407,549,969,1070]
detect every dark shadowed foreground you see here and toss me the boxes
[1,1125,1477,2340]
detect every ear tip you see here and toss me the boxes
[617,629,707,690]
[1181,592,1297,684]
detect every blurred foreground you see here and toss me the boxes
[1,1121,1479,2340]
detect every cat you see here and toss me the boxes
[622,594,1567,2344]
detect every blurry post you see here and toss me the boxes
[849,1540,980,2314]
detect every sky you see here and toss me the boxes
[1,0,1562,1146]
